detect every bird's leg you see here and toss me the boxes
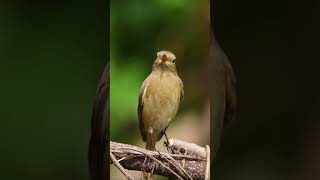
[150,135,164,160]
[164,132,174,153]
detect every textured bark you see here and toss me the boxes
[110,140,209,180]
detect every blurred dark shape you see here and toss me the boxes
[89,64,110,180]
[209,29,237,167]
[212,0,320,179]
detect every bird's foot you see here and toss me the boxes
[156,150,164,160]
[163,132,174,154]
[164,141,174,154]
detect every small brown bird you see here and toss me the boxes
[138,50,184,179]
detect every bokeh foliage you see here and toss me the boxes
[110,0,209,143]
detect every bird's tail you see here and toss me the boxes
[142,135,155,180]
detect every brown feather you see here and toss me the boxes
[138,81,147,141]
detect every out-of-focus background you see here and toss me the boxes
[110,0,209,179]
[1,0,320,180]
[0,0,107,180]
[213,0,320,180]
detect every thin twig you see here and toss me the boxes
[162,153,193,180]
[110,151,135,180]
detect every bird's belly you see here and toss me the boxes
[142,79,180,134]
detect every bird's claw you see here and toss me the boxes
[163,132,174,153]
[166,144,174,154]
[156,150,164,159]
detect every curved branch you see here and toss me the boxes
[110,139,210,180]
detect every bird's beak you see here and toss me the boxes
[159,56,169,62]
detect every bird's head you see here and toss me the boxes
[153,50,177,72]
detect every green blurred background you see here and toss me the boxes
[110,0,209,179]
[0,0,107,179]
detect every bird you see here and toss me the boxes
[88,63,110,180]
[138,50,184,179]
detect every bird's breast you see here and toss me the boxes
[142,72,181,132]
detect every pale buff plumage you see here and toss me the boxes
[138,50,184,179]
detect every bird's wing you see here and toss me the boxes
[138,79,147,141]
[88,63,110,180]
[179,78,184,104]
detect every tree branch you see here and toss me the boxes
[110,151,135,180]
[110,139,210,180]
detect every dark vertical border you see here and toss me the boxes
[104,0,110,178]
[88,0,110,179]
[210,0,237,177]
[101,0,110,177]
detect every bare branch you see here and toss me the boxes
[110,139,210,180]
[110,151,135,180]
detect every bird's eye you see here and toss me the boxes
[172,60,175,63]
